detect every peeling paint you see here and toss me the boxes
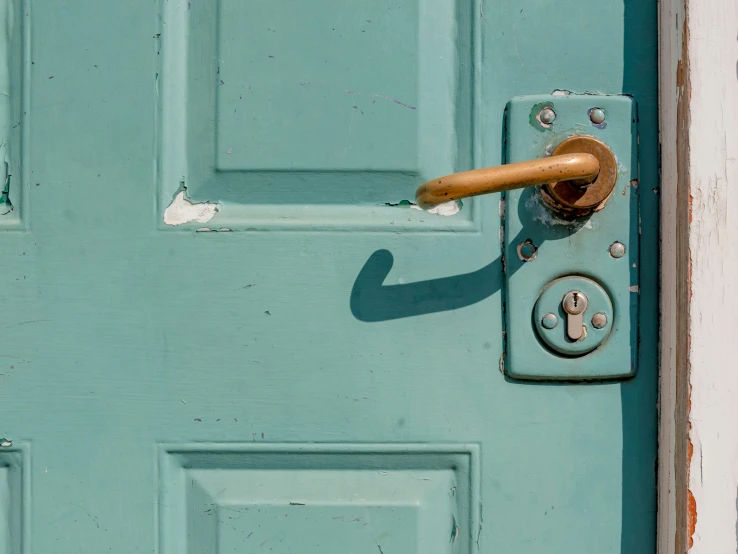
[164,191,218,226]
[410,200,460,216]
[623,179,639,196]
[385,200,414,208]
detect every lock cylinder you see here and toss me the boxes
[533,276,614,356]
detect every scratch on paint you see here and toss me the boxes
[345,89,416,110]
[513,22,523,66]
[62,502,107,531]
[6,319,51,328]
[372,94,416,110]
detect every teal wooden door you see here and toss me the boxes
[0,0,657,551]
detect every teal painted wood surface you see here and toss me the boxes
[0,0,657,551]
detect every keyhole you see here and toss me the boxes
[562,290,588,341]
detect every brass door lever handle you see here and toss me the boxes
[415,135,617,211]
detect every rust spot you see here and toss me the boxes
[687,488,697,548]
[686,384,697,550]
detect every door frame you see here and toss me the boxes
[657,0,735,550]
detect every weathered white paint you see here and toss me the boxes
[163,191,218,226]
[659,0,738,550]
[685,0,738,550]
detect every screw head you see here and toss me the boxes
[609,241,626,258]
[591,312,608,329]
[538,107,556,125]
[542,313,558,329]
[517,240,538,261]
[589,107,606,125]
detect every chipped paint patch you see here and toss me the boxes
[428,201,460,216]
[410,200,460,216]
[529,101,555,131]
[164,191,218,226]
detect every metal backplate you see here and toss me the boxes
[503,94,638,380]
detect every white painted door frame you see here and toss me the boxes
[657,0,736,551]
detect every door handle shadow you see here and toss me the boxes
[350,249,504,322]
[350,189,593,323]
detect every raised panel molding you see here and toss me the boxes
[0,0,29,230]
[0,442,30,554]
[158,443,480,554]
[156,0,480,231]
